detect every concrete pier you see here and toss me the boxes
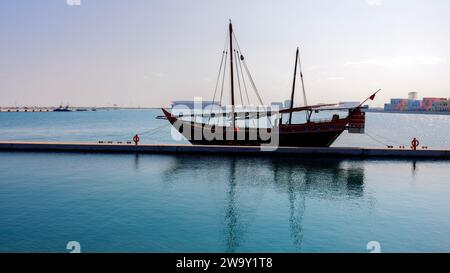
[0,141,449,159]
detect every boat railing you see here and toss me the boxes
[309,118,333,123]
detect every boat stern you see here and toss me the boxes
[347,107,365,134]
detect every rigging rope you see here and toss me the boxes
[237,50,251,106]
[104,122,171,142]
[297,52,308,107]
[215,32,230,107]
[208,33,230,125]
[234,49,245,106]
[219,51,228,107]
[242,59,264,106]
[232,32,264,106]
[136,123,171,137]
[232,32,272,127]
[236,49,256,127]
[365,129,402,146]
[365,131,391,147]
[211,50,226,109]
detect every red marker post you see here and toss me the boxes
[133,134,140,145]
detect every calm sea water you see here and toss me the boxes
[0,110,449,252]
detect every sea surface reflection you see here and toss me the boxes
[160,155,367,252]
[0,152,449,252]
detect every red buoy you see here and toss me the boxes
[411,137,419,150]
[133,134,140,145]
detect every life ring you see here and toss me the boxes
[411,138,419,150]
[133,134,140,145]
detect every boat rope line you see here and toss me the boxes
[234,49,245,106]
[365,129,402,146]
[208,49,226,124]
[236,49,256,127]
[242,56,272,127]
[211,50,226,111]
[364,129,406,147]
[297,48,308,107]
[237,50,251,106]
[136,123,172,138]
[242,59,264,106]
[103,123,171,142]
[232,32,264,106]
[232,31,271,127]
[218,51,228,108]
[212,32,230,109]
[365,131,389,146]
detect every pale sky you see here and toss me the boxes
[1,0,449,107]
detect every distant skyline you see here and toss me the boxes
[1,0,450,107]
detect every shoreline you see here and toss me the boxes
[0,107,162,112]
[365,109,450,115]
[1,141,449,159]
[2,108,449,116]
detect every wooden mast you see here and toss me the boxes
[288,47,299,124]
[229,20,236,135]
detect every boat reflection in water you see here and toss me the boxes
[161,155,366,251]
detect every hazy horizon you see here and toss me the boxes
[1,0,450,108]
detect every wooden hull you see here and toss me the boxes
[186,130,345,147]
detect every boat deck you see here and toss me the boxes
[0,141,449,159]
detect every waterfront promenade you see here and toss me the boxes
[0,141,449,159]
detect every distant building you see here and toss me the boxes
[432,100,449,112]
[408,92,418,100]
[338,101,360,108]
[385,98,408,111]
[270,102,284,110]
[384,103,393,111]
[383,93,449,112]
[171,100,220,109]
[284,99,292,109]
[422,97,446,111]
[407,100,421,111]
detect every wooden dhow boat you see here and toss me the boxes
[161,21,379,147]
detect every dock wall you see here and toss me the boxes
[0,141,449,159]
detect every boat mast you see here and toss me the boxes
[229,21,236,131]
[288,47,299,124]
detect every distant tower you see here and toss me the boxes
[408,92,418,100]
[284,99,292,109]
